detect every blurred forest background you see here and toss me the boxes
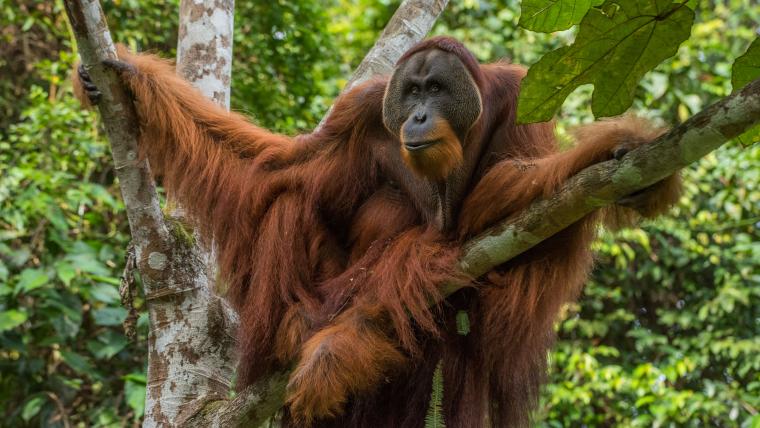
[1,0,758,426]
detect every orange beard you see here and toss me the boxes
[400,118,464,181]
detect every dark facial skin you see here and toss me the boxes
[383,49,482,164]
[382,48,483,231]
[398,49,481,150]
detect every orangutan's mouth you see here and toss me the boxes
[404,140,439,151]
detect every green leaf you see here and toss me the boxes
[736,125,760,147]
[732,38,760,91]
[0,309,28,332]
[88,275,121,286]
[123,372,147,384]
[87,330,128,359]
[90,283,121,304]
[124,375,146,419]
[519,0,604,32]
[65,242,111,277]
[21,396,45,422]
[61,350,95,376]
[21,17,34,31]
[456,310,470,336]
[749,414,760,428]
[425,360,446,428]
[54,260,76,286]
[93,307,127,326]
[517,0,694,123]
[46,291,84,338]
[15,268,49,294]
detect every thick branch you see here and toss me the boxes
[454,77,760,284]
[63,0,169,284]
[64,1,239,426]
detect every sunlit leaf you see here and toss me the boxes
[0,309,28,332]
[54,261,76,286]
[21,396,45,422]
[519,0,604,32]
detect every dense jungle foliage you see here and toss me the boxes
[1,0,758,426]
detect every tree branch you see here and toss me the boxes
[340,0,448,92]
[63,0,167,268]
[453,77,760,285]
[63,1,239,426]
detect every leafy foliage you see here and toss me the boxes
[517,0,695,122]
[0,71,147,426]
[540,142,760,427]
[232,1,340,132]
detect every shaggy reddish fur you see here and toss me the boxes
[74,37,680,427]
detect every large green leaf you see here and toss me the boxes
[519,0,604,32]
[732,38,760,91]
[517,0,694,123]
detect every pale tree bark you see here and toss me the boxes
[62,1,237,427]
[177,0,235,109]
[142,1,239,427]
[64,0,760,426]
